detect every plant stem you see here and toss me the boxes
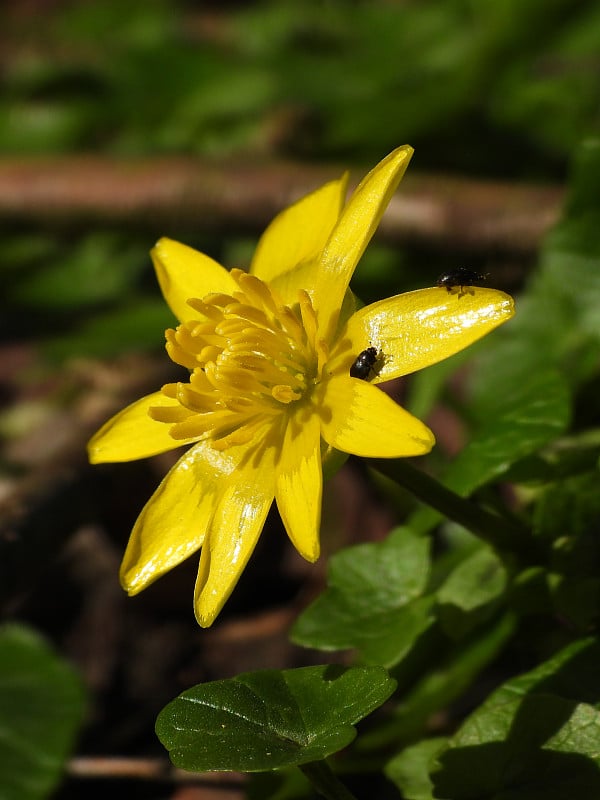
[299,761,359,800]
[368,458,542,563]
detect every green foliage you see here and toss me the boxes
[155,665,395,772]
[43,298,174,359]
[0,625,86,800]
[5,0,600,355]
[5,0,600,170]
[386,738,447,800]
[5,4,600,797]
[437,546,508,639]
[291,528,434,667]
[182,135,600,795]
[429,639,600,800]
[387,640,600,799]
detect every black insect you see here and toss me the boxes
[350,346,379,380]
[437,267,488,294]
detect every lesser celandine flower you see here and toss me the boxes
[88,145,514,627]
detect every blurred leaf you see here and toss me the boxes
[469,139,600,410]
[535,471,600,543]
[9,233,147,310]
[43,298,174,359]
[291,528,434,667]
[0,100,96,154]
[535,470,600,630]
[431,638,600,799]
[565,137,600,213]
[359,614,515,751]
[4,0,599,167]
[510,566,553,616]
[0,625,86,800]
[435,696,600,799]
[453,369,570,493]
[406,347,473,422]
[437,547,508,639]
[411,369,570,533]
[541,220,600,346]
[385,738,447,800]
[156,665,395,773]
[247,768,311,800]
[491,8,600,156]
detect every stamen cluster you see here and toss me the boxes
[150,270,328,449]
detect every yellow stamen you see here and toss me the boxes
[159,273,327,448]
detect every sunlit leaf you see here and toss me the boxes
[386,738,447,800]
[156,665,395,772]
[291,528,434,667]
[432,638,600,800]
[437,546,508,639]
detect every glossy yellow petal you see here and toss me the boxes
[120,442,245,595]
[328,287,515,382]
[120,440,241,594]
[151,237,236,323]
[275,410,322,563]
[87,391,195,463]
[269,259,325,308]
[314,145,413,341]
[250,175,348,294]
[319,375,434,458]
[194,444,277,627]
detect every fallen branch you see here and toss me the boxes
[68,755,246,787]
[0,156,564,254]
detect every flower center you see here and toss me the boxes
[150,270,328,449]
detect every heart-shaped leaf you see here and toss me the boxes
[291,528,434,667]
[156,664,396,773]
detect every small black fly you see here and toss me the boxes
[437,267,488,295]
[350,346,379,380]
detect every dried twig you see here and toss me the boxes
[0,156,564,254]
[68,755,246,787]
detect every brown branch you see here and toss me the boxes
[67,755,246,787]
[0,156,564,254]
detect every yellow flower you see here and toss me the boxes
[88,146,514,627]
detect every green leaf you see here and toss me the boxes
[156,665,396,773]
[411,369,570,534]
[291,528,434,667]
[541,217,600,347]
[358,613,515,751]
[0,625,86,800]
[385,738,448,800]
[436,546,508,639]
[43,298,174,359]
[533,471,600,630]
[435,696,600,800]
[247,768,311,800]
[431,638,600,800]
[9,233,147,310]
[564,138,600,216]
[447,369,570,496]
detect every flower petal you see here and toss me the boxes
[319,375,434,458]
[250,175,348,294]
[151,237,236,323]
[120,440,241,595]
[275,409,322,563]
[194,444,277,627]
[314,145,413,341]
[328,287,515,382]
[87,391,196,463]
